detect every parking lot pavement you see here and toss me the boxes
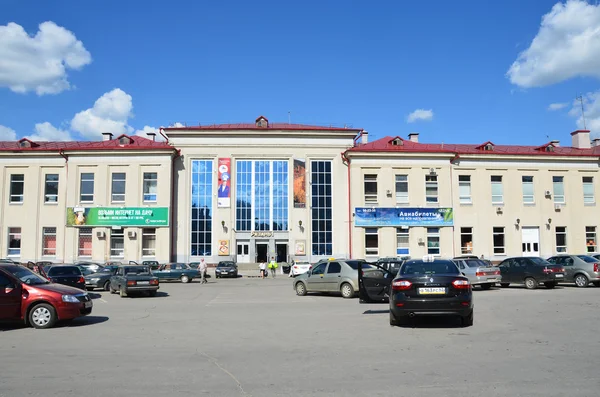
[2,279,600,397]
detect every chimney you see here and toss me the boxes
[571,130,591,149]
[361,130,368,144]
[592,138,600,147]
[102,132,113,141]
[146,132,156,141]
[550,140,560,147]
[408,132,419,143]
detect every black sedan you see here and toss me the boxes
[215,261,238,278]
[45,265,86,290]
[497,257,565,289]
[85,265,119,291]
[109,265,159,297]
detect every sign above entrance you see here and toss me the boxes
[66,207,169,227]
[354,207,453,227]
[251,231,274,237]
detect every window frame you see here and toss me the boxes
[396,227,409,256]
[425,175,439,204]
[522,175,534,204]
[395,175,409,204]
[9,174,24,203]
[143,172,158,202]
[426,227,440,256]
[44,174,59,204]
[555,226,567,253]
[111,172,127,203]
[7,227,21,257]
[110,229,125,258]
[42,227,57,257]
[80,172,95,203]
[491,175,503,204]
[583,176,595,205]
[364,228,379,256]
[78,227,93,258]
[552,176,565,204]
[586,226,597,254]
[460,227,473,254]
[142,228,157,257]
[493,227,505,255]
[364,174,378,204]
[458,175,472,204]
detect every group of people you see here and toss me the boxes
[259,257,278,279]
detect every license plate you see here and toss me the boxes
[555,274,564,278]
[84,301,92,308]
[487,278,497,282]
[221,272,228,274]
[137,281,150,285]
[419,287,445,295]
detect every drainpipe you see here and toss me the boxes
[159,127,169,144]
[59,149,69,262]
[170,149,181,262]
[341,151,352,259]
[353,131,364,147]
[449,154,458,257]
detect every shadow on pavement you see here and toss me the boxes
[362,309,390,315]
[395,316,467,329]
[58,315,109,328]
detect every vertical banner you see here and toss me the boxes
[218,240,230,256]
[293,158,306,208]
[217,158,231,208]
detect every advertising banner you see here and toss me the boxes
[295,240,306,256]
[218,240,230,256]
[293,158,306,208]
[66,207,169,227]
[217,158,231,208]
[354,207,453,227]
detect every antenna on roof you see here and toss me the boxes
[288,111,291,124]
[576,93,587,130]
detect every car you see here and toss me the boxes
[293,259,373,299]
[383,256,474,327]
[375,257,410,275]
[452,257,502,290]
[546,254,600,287]
[215,261,238,278]
[109,265,159,297]
[142,261,161,271]
[45,265,86,290]
[74,261,104,274]
[289,261,311,277]
[84,265,120,291]
[153,263,199,283]
[0,264,92,329]
[497,257,565,289]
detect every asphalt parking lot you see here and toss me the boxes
[1,276,600,397]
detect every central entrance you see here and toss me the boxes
[276,243,287,263]
[256,242,268,263]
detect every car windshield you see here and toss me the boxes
[346,261,373,270]
[218,262,235,268]
[464,259,488,268]
[2,265,49,285]
[124,266,151,275]
[400,261,460,275]
[48,266,82,276]
[528,257,551,265]
[99,266,115,273]
[576,255,597,263]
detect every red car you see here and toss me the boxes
[0,264,93,329]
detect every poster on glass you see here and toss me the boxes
[217,158,231,208]
[293,158,306,208]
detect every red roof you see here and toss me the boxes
[0,135,174,153]
[348,136,600,157]
[164,122,361,132]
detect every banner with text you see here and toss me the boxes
[217,158,231,208]
[354,207,453,227]
[66,207,169,227]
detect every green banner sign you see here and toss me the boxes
[66,207,169,227]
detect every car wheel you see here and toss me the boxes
[461,311,474,327]
[120,286,128,298]
[109,283,117,294]
[500,283,510,288]
[389,311,408,327]
[544,282,557,289]
[480,283,493,290]
[575,274,589,288]
[103,281,111,291]
[29,303,57,329]
[181,275,190,284]
[295,282,307,296]
[524,277,538,290]
[340,283,355,299]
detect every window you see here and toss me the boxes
[236,161,252,231]
[44,174,59,203]
[493,227,505,254]
[143,172,158,202]
[42,227,57,257]
[583,176,595,204]
[311,161,332,256]
[425,175,438,203]
[396,227,409,256]
[586,226,597,253]
[522,176,534,204]
[365,228,379,256]
[555,226,567,253]
[553,176,565,204]
[460,227,473,254]
[9,174,24,203]
[191,160,213,257]
[458,175,472,204]
[110,229,125,257]
[80,173,94,202]
[491,176,503,204]
[8,227,21,256]
[395,175,408,204]
[111,172,126,202]
[311,263,326,275]
[272,161,289,231]
[78,227,92,257]
[427,228,440,255]
[326,262,341,274]
[142,228,156,257]
[254,161,271,231]
[364,174,377,204]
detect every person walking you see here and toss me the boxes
[268,257,278,278]
[199,258,208,284]
[259,261,267,279]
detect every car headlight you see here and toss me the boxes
[88,278,100,282]
[62,295,79,303]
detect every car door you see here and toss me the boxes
[358,263,394,303]
[154,264,169,280]
[498,259,513,283]
[323,262,342,291]
[112,267,124,289]
[306,263,327,292]
[551,256,573,281]
[0,271,22,320]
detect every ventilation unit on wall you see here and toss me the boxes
[128,230,137,239]
[96,231,105,238]
[544,190,551,197]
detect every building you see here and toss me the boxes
[346,129,600,262]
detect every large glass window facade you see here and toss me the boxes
[191,160,213,256]
[255,161,271,231]
[311,161,332,256]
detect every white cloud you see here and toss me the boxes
[25,122,72,141]
[507,0,600,88]
[134,125,166,142]
[406,109,433,123]
[0,125,17,140]
[0,21,92,95]
[71,88,133,139]
[548,102,568,111]
[569,91,600,137]
[170,122,184,127]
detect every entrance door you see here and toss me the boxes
[276,243,287,263]
[256,243,268,263]
[236,242,249,263]
[522,227,540,256]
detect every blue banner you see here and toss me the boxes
[354,207,453,227]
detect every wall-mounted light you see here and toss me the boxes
[547,218,552,224]
[516,218,520,224]
[298,220,303,227]
[221,220,226,229]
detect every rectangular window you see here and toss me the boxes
[9,174,24,203]
[427,227,440,255]
[143,172,158,202]
[583,176,595,204]
[42,227,57,257]
[555,226,567,253]
[395,175,409,204]
[491,175,503,204]
[493,227,505,254]
[142,228,156,257]
[396,227,409,256]
[44,174,59,203]
[191,160,213,257]
[254,161,271,231]
[236,161,252,231]
[586,226,597,253]
[553,176,565,204]
[311,160,332,256]
[110,229,125,257]
[78,227,92,257]
[365,228,379,256]
[80,173,94,203]
[111,172,126,202]
[458,175,472,204]
[272,160,289,231]
[364,174,378,204]
[7,227,21,256]
[460,227,473,254]
[522,176,534,204]
[425,175,438,203]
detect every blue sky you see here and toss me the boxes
[1,0,600,145]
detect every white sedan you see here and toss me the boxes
[289,261,311,277]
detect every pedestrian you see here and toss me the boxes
[268,257,278,278]
[288,258,295,278]
[259,261,267,279]
[199,258,208,284]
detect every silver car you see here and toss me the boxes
[546,255,600,287]
[452,257,502,290]
[293,259,370,299]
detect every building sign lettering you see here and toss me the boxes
[251,231,274,237]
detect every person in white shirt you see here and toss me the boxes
[259,262,267,279]
[199,258,208,284]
